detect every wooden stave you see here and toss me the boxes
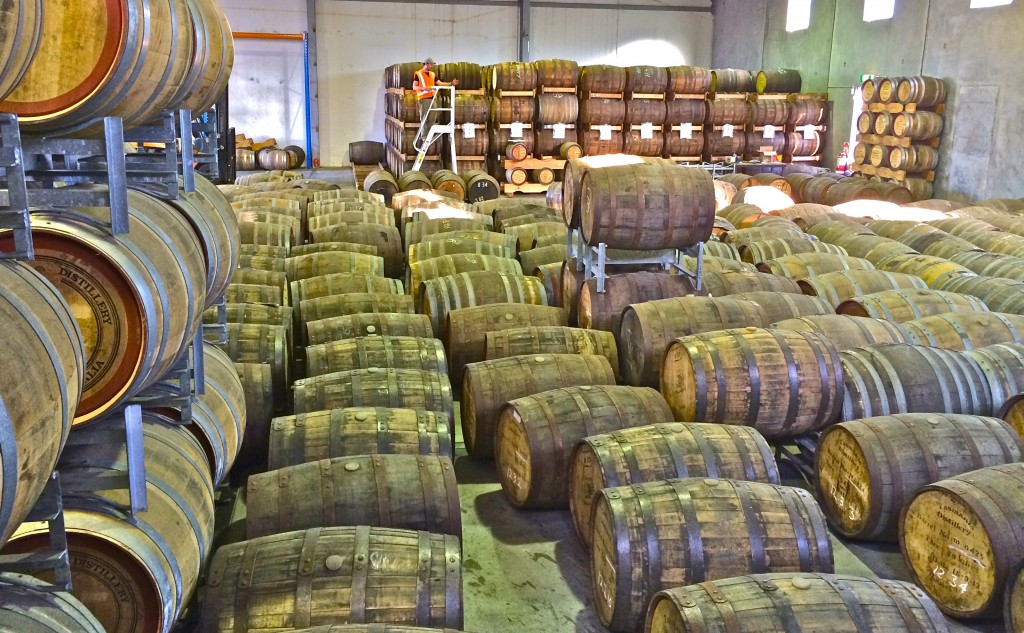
[0,572,106,632]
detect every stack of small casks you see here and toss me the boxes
[854,75,946,201]
[703,68,756,161]
[754,68,828,163]
[620,66,670,158]
[486,61,539,186]
[440,61,489,174]
[533,59,583,167]
[663,65,712,161]
[200,181,466,632]
[577,65,627,155]
[0,173,249,631]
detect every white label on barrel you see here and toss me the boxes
[679,122,693,139]
[640,122,654,139]
[722,124,734,138]
[510,122,525,138]
[462,123,476,139]
[599,125,612,140]
[763,124,776,139]
[552,123,566,139]
[803,125,816,140]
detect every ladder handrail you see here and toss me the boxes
[412,86,457,172]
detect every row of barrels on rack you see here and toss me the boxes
[235,145,308,171]
[0,0,234,135]
[0,175,252,632]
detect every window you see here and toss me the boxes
[863,0,895,21]
[970,0,1012,7]
[786,0,812,32]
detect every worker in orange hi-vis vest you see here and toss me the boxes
[413,58,458,134]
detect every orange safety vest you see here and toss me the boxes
[414,69,436,99]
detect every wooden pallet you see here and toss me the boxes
[502,182,550,194]
[503,157,566,170]
[494,89,536,98]
[709,92,750,101]
[385,115,420,129]
[627,92,666,100]
[852,163,935,181]
[579,91,623,100]
[666,156,702,162]
[856,133,941,148]
[538,86,576,94]
[668,93,706,100]
[865,102,946,114]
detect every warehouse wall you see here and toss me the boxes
[221,0,310,151]
[712,0,1024,201]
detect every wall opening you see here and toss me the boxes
[786,0,812,32]
[863,0,895,22]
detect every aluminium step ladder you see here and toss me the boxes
[412,85,457,173]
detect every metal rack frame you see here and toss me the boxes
[568,228,705,293]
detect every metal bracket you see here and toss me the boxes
[202,293,228,346]
[185,106,222,183]
[0,472,72,591]
[0,114,33,259]
[773,432,820,485]
[571,228,704,293]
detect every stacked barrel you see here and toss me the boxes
[577,65,627,155]
[486,61,540,188]
[663,65,711,161]
[383,62,440,176]
[533,59,582,163]
[854,75,946,200]
[621,66,669,158]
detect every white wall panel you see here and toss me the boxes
[220,0,309,150]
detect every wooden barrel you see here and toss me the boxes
[1008,562,1024,633]
[7,192,206,425]
[569,422,779,548]
[770,314,909,350]
[290,242,378,259]
[964,343,1024,424]
[724,291,835,324]
[171,174,241,307]
[839,343,991,420]
[901,463,1024,618]
[407,236,515,264]
[756,68,801,93]
[292,274,404,306]
[0,572,105,632]
[711,68,756,93]
[238,222,291,251]
[741,237,848,264]
[219,323,290,403]
[817,413,1023,541]
[225,282,284,306]
[798,269,929,306]
[516,244,564,273]
[536,93,579,125]
[837,288,990,323]
[591,478,833,631]
[238,254,286,273]
[624,65,668,94]
[364,169,400,204]
[0,0,43,102]
[236,149,257,171]
[8,415,214,633]
[307,208,394,230]
[299,294,416,327]
[202,527,462,630]
[647,573,949,633]
[0,261,84,546]
[534,58,579,87]
[419,271,547,336]
[578,272,705,334]
[246,454,460,539]
[495,385,672,509]
[267,407,451,471]
[873,253,971,287]
[856,111,875,135]
[491,61,537,90]
[461,354,616,459]
[757,253,875,279]
[303,336,445,379]
[445,304,566,383]
[706,99,749,125]
[947,250,1024,282]
[661,327,843,437]
[618,295,769,388]
[185,343,248,485]
[293,369,454,428]
[665,65,711,94]
[579,65,627,92]
[700,270,803,296]
[305,313,433,346]
[397,171,432,191]
[403,218,490,249]
[900,312,1024,351]
[533,262,563,307]
[408,254,522,301]
[933,274,1024,315]
[485,326,618,379]
[239,243,288,260]
[232,362,276,478]
[308,224,402,278]
[898,75,946,106]
[286,252,385,281]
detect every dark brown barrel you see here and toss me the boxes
[661,327,843,437]
[445,304,566,383]
[5,192,206,425]
[299,294,415,329]
[664,98,707,125]
[789,98,827,125]
[286,251,385,281]
[202,527,462,631]
[899,312,1024,350]
[268,407,452,470]
[700,270,803,296]
[770,314,909,350]
[306,313,434,346]
[495,385,672,509]
[463,170,500,203]
[218,323,290,402]
[461,354,616,459]
[485,325,618,379]
[706,99,749,125]
[408,236,515,263]
[578,272,705,334]
[245,454,460,539]
[580,163,714,249]
[408,254,522,301]
[647,573,949,633]
[625,65,669,94]
[711,68,756,93]
[562,155,667,228]
[292,274,403,306]
[579,65,627,93]
[591,479,833,632]
[7,416,214,633]
[798,269,928,306]
[579,128,625,156]
[293,369,454,428]
[534,58,580,87]
[419,271,547,336]
[490,95,536,124]
[308,223,402,278]
[666,66,711,94]
[569,422,779,548]
[188,343,248,485]
[0,261,84,546]
[662,129,705,158]
[305,336,448,377]
[756,68,801,93]
[964,343,1024,422]
[536,93,579,124]
[748,99,792,126]
[837,288,990,323]
[901,463,1024,618]
[233,362,276,478]
[0,572,105,632]
[839,344,991,420]
[817,414,1023,541]
[932,274,1024,315]
[1009,564,1024,633]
